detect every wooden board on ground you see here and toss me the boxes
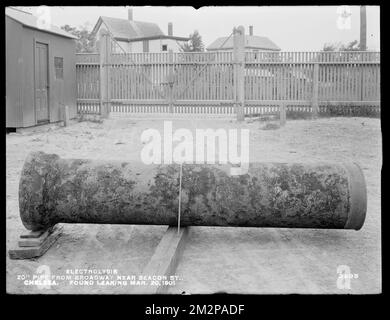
[18,227,54,247]
[20,229,47,239]
[9,225,63,260]
[132,226,189,294]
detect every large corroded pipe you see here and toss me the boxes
[19,152,366,231]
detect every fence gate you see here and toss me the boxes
[107,30,243,117]
[76,28,380,118]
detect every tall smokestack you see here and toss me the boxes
[168,22,173,36]
[360,6,367,50]
[128,8,133,21]
[249,25,253,36]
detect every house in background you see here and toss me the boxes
[91,9,190,53]
[206,25,281,53]
[6,7,77,128]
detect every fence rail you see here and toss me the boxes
[76,51,380,64]
[76,47,380,117]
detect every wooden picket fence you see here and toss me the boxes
[76,34,380,118]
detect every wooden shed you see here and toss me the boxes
[6,7,78,128]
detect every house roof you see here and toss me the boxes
[207,35,281,51]
[5,7,78,39]
[92,16,190,42]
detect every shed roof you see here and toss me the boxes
[5,7,78,39]
[92,16,189,42]
[207,35,281,51]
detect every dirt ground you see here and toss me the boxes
[6,115,381,294]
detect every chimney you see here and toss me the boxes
[128,8,133,21]
[168,22,173,36]
[249,25,253,36]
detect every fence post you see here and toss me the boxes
[63,105,70,127]
[233,26,245,122]
[99,30,111,119]
[312,62,319,118]
[168,49,174,114]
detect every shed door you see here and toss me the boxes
[35,42,49,123]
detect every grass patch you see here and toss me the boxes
[77,113,104,124]
[319,105,380,118]
[261,122,281,130]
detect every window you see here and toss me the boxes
[162,44,168,51]
[54,57,63,80]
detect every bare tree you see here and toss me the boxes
[61,24,96,53]
[180,30,205,52]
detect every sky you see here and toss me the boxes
[15,6,380,51]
